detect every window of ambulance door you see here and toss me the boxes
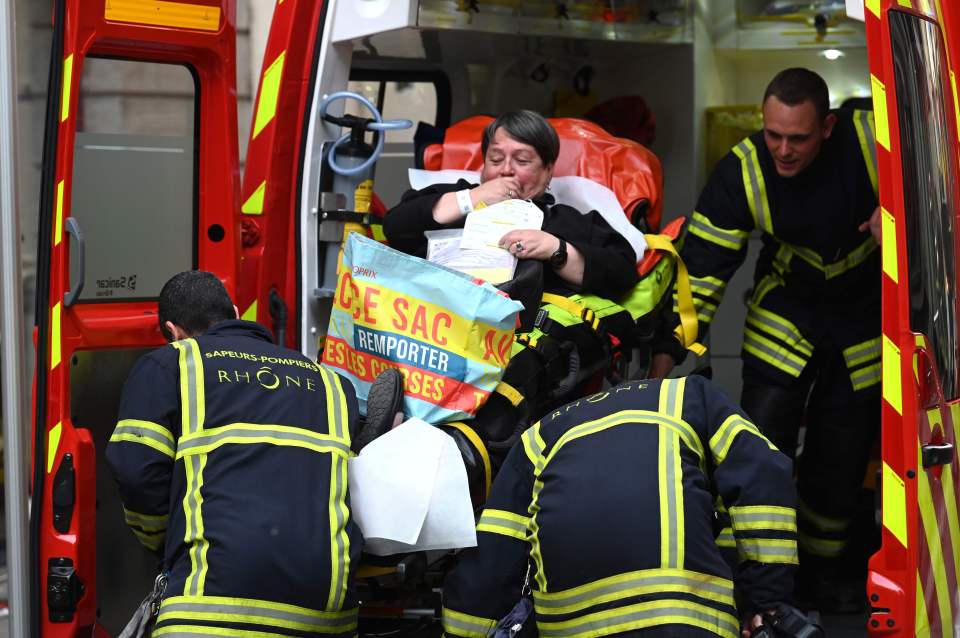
[890,11,960,401]
[67,57,197,634]
[346,71,450,206]
[70,58,197,302]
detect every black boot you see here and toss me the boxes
[353,368,404,453]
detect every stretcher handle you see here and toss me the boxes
[64,217,85,307]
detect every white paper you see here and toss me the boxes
[460,199,544,250]
[426,229,518,284]
[347,418,478,556]
[845,0,865,21]
[408,169,647,261]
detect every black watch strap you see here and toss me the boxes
[550,238,568,269]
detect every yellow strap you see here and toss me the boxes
[541,293,600,331]
[644,234,706,355]
[495,381,524,407]
[446,422,492,499]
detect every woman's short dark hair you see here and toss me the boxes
[482,110,561,166]
[763,68,831,121]
[158,270,235,340]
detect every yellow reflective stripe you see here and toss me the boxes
[870,74,891,151]
[477,509,530,540]
[253,51,285,139]
[536,598,739,638]
[716,528,735,548]
[54,180,64,247]
[47,422,62,474]
[50,302,61,370]
[529,476,548,591]
[176,423,350,459]
[882,462,908,548]
[645,234,705,354]
[745,306,813,358]
[442,608,497,638]
[161,596,358,624]
[132,527,165,550]
[730,505,796,532]
[752,274,780,306]
[732,139,773,234]
[533,567,734,615]
[659,431,685,568]
[743,328,806,377]
[242,181,266,215]
[688,212,749,251]
[825,237,877,279]
[172,339,205,436]
[60,54,73,122]
[118,419,175,444]
[689,274,726,304]
[658,378,686,421]
[153,625,339,638]
[241,301,258,322]
[853,109,879,196]
[111,419,177,459]
[327,454,350,610]
[851,363,881,390]
[882,335,903,415]
[737,538,798,564]
[521,423,546,472]
[881,207,898,283]
[318,366,349,442]
[710,414,777,465]
[104,0,222,31]
[843,337,881,369]
[547,410,705,470]
[495,381,524,407]
[797,499,849,534]
[866,0,880,16]
[124,507,168,532]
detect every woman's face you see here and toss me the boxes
[480,128,554,199]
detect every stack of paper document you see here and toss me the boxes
[347,418,478,556]
[426,199,544,284]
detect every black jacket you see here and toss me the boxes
[106,320,361,637]
[383,180,640,300]
[443,376,797,638]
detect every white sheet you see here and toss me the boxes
[347,418,477,556]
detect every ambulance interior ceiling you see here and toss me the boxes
[343,24,872,224]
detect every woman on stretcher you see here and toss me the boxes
[383,110,640,302]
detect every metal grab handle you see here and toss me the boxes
[64,217,85,306]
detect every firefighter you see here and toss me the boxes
[105,270,361,637]
[442,375,797,638]
[651,68,880,612]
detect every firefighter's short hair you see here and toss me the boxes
[763,68,830,121]
[158,270,235,341]
[481,110,560,167]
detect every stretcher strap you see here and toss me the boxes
[643,234,706,356]
[541,293,601,331]
[446,421,492,499]
[495,381,525,408]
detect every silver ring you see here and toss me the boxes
[515,241,524,252]
[507,189,515,198]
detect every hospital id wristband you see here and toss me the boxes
[456,189,474,216]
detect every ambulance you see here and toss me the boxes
[11,0,960,636]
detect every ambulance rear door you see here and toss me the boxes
[864,1,960,635]
[31,1,240,635]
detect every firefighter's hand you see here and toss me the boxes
[741,613,764,638]
[858,206,881,245]
[473,176,524,206]
[500,229,560,261]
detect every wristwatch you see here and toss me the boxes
[549,238,568,269]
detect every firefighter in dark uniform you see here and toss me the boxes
[651,68,881,611]
[106,271,361,637]
[443,376,797,638]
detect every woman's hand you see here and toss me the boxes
[472,176,523,207]
[499,229,560,261]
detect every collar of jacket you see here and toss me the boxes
[202,319,275,343]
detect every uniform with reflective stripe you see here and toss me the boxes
[106,321,360,637]
[443,376,796,638]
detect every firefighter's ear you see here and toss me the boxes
[164,321,189,342]
[822,112,837,139]
[233,305,240,320]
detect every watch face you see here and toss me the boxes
[550,250,567,268]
